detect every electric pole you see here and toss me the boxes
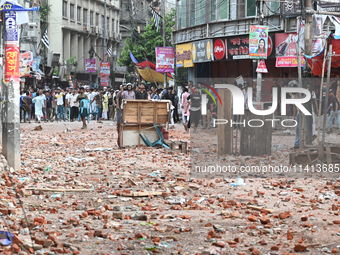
[163,0,167,88]
[104,0,107,61]
[302,0,313,146]
[256,0,263,102]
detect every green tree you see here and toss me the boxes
[117,8,176,67]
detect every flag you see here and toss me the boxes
[41,29,50,49]
[106,47,112,57]
[150,6,161,32]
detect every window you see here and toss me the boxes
[62,1,67,17]
[237,0,246,18]
[77,6,81,22]
[211,0,216,21]
[112,19,115,32]
[96,13,99,26]
[219,0,228,20]
[190,0,195,26]
[270,0,280,14]
[83,9,88,24]
[102,15,104,27]
[107,17,110,30]
[196,0,205,25]
[247,0,256,16]
[125,4,130,12]
[70,4,74,20]
[90,11,94,25]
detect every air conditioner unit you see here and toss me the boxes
[95,26,99,34]
[106,30,110,38]
[99,28,103,35]
[91,26,96,34]
[86,24,90,31]
[47,53,61,67]
[118,33,122,41]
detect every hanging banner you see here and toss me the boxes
[175,43,193,68]
[256,60,268,73]
[5,11,18,43]
[85,58,96,73]
[192,39,213,63]
[275,33,305,67]
[19,51,33,77]
[32,57,40,71]
[0,2,39,11]
[5,45,19,82]
[100,62,110,76]
[249,25,269,59]
[100,76,108,87]
[156,47,175,73]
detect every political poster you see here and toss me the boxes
[249,25,269,59]
[85,58,96,73]
[100,62,110,76]
[156,47,175,72]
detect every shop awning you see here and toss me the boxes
[306,33,340,76]
[137,67,171,83]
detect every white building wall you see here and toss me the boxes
[49,0,121,73]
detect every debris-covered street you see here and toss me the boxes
[0,122,338,254]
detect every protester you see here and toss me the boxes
[181,87,190,125]
[108,90,115,121]
[76,87,88,129]
[69,89,79,121]
[45,91,54,121]
[122,83,136,99]
[102,90,109,120]
[184,87,201,133]
[172,90,179,123]
[22,91,32,123]
[32,91,44,123]
[55,88,65,122]
[94,89,104,123]
[136,83,148,99]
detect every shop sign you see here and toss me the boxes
[176,43,194,68]
[226,35,249,59]
[192,39,213,63]
[213,39,225,60]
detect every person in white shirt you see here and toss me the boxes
[65,91,72,120]
[69,89,79,121]
[41,90,46,121]
[90,89,98,120]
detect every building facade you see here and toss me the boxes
[48,0,121,85]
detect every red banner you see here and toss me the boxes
[5,46,20,82]
[100,76,108,87]
[100,62,110,76]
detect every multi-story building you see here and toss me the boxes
[48,0,121,85]
[173,0,340,99]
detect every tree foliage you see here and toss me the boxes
[117,8,176,67]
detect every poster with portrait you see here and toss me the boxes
[19,51,33,77]
[249,25,269,59]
